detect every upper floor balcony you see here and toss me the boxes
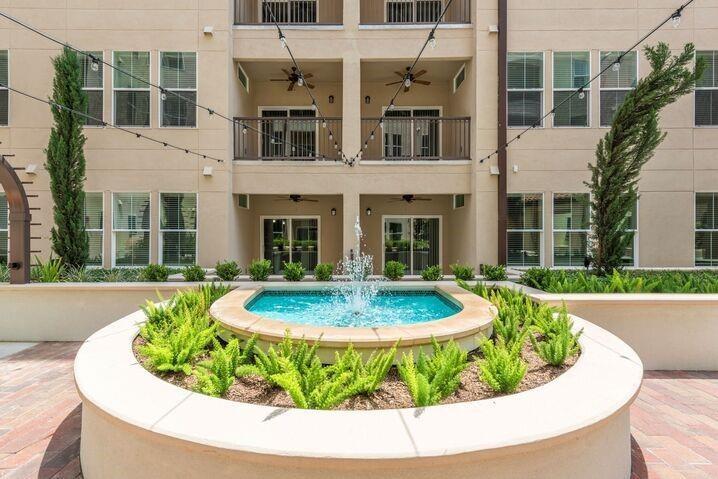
[233,0,470,26]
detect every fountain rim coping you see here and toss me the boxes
[74,310,643,461]
[208,282,496,348]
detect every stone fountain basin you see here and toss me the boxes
[209,282,496,362]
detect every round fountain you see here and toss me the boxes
[210,217,495,361]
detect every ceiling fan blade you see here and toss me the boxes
[415,80,432,85]
[303,73,314,79]
[288,82,295,91]
[282,68,292,77]
[385,81,402,86]
[270,79,288,81]
[306,82,316,89]
[302,199,319,202]
[413,70,428,78]
[415,198,432,201]
[394,71,405,78]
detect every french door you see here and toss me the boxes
[260,108,317,159]
[383,108,441,160]
[383,216,441,275]
[262,217,319,274]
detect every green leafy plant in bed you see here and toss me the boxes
[398,338,468,407]
[420,265,443,281]
[383,260,406,280]
[314,262,334,281]
[237,331,321,386]
[450,263,475,281]
[481,264,508,281]
[530,308,582,367]
[31,255,64,283]
[283,261,305,281]
[477,336,527,394]
[194,337,257,397]
[248,259,272,281]
[141,263,169,282]
[215,260,241,281]
[182,265,206,282]
[0,264,9,282]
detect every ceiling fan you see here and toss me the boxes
[390,194,432,204]
[270,67,315,91]
[274,195,319,203]
[385,67,431,92]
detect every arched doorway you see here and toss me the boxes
[0,155,31,284]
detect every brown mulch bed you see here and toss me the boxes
[133,336,577,410]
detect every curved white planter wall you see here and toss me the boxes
[75,307,642,479]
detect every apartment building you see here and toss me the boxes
[0,0,716,273]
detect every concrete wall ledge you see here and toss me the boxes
[75,310,642,479]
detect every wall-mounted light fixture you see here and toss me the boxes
[365,207,372,216]
[364,96,371,104]
[328,95,335,104]
[24,164,38,175]
[330,207,337,216]
[202,166,214,177]
[203,26,215,36]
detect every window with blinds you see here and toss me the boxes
[507,193,543,267]
[696,193,718,266]
[553,52,590,127]
[113,52,150,127]
[160,52,197,128]
[160,193,197,266]
[112,192,150,267]
[84,192,104,267]
[507,52,543,127]
[696,51,718,126]
[0,193,7,264]
[0,50,8,126]
[599,51,637,127]
[81,52,104,126]
[553,193,590,267]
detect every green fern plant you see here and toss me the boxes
[194,339,241,397]
[236,331,321,385]
[398,338,468,407]
[477,336,527,394]
[530,310,582,367]
[329,342,398,395]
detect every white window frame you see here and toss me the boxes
[380,106,443,160]
[0,50,9,127]
[257,106,318,159]
[551,192,591,269]
[695,192,718,267]
[158,192,199,266]
[259,215,322,269]
[599,50,638,128]
[80,51,104,128]
[112,51,151,128]
[111,192,151,268]
[507,192,544,268]
[83,192,104,268]
[507,51,545,129]
[381,215,443,275]
[453,63,466,93]
[695,51,718,128]
[238,193,250,209]
[452,194,465,209]
[237,62,250,93]
[159,51,198,129]
[552,51,591,128]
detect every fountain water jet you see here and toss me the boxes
[336,216,380,315]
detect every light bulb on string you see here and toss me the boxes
[612,62,621,72]
[379,120,384,129]
[279,34,287,49]
[322,120,327,128]
[578,88,585,100]
[334,143,338,150]
[388,102,395,111]
[370,132,375,140]
[428,31,437,49]
[90,59,99,72]
[160,89,167,101]
[672,13,681,28]
[242,126,248,134]
[311,101,317,111]
[329,133,333,140]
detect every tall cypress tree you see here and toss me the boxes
[46,47,89,268]
[588,43,704,275]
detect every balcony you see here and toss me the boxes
[360,0,471,25]
[234,117,343,161]
[360,116,470,161]
[234,0,343,25]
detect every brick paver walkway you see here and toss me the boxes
[0,343,715,479]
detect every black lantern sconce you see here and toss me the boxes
[364,96,371,104]
[365,207,372,216]
[328,95,335,104]
[330,207,337,216]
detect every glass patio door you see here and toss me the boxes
[260,108,317,159]
[263,217,319,274]
[383,108,440,160]
[384,216,440,275]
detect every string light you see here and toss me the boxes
[279,33,287,49]
[0,10,329,163]
[428,31,437,49]
[297,75,304,87]
[671,12,682,28]
[478,0,696,164]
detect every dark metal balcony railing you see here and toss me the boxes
[234,117,343,161]
[360,117,470,161]
[234,0,343,25]
[361,0,471,25]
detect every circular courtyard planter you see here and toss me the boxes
[74,307,642,479]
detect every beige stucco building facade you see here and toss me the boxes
[0,0,716,273]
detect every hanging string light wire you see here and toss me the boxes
[350,0,456,165]
[479,0,695,163]
[0,82,225,162]
[260,0,348,163]
[0,10,329,162]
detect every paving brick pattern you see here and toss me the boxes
[0,343,715,479]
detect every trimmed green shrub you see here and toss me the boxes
[215,260,241,281]
[398,338,468,407]
[183,265,206,282]
[283,261,305,282]
[383,260,406,281]
[141,264,169,282]
[31,256,64,283]
[314,263,334,281]
[450,263,475,281]
[481,264,508,281]
[477,336,526,394]
[420,265,443,281]
[248,259,272,281]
